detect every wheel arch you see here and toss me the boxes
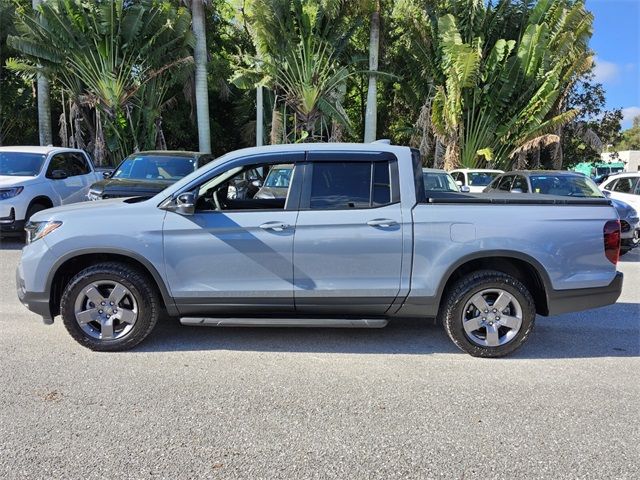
[437,251,552,316]
[47,248,177,318]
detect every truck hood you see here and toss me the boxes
[0,175,41,187]
[91,178,174,197]
[30,197,147,222]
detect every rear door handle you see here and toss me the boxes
[259,221,291,232]
[367,218,398,228]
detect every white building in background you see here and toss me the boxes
[600,150,640,172]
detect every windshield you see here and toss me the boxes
[113,155,196,181]
[530,175,604,197]
[0,152,46,176]
[423,172,458,192]
[468,171,500,186]
[264,166,292,188]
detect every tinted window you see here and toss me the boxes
[0,152,46,176]
[46,154,67,177]
[66,153,90,176]
[310,162,371,209]
[469,171,500,186]
[613,177,637,193]
[512,175,529,192]
[497,176,513,191]
[530,175,603,197]
[423,172,458,192]
[309,161,392,210]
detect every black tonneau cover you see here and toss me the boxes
[425,191,612,206]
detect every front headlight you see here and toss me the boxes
[24,220,62,244]
[0,187,23,200]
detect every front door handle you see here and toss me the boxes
[259,221,291,232]
[367,218,398,228]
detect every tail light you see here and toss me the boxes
[603,220,621,265]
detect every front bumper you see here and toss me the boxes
[0,207,25,235]
[546,272,623,316]
[16,262,53,324]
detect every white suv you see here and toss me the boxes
[599,172,640,211]
[0,146,101,235]
[449,168,504,193]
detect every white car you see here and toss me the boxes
[599,172,640,211]
[0,146,101,235]
[449,168,504,193]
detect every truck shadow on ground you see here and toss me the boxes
[137,301,640,359]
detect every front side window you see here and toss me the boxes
[423,172,459,192]
[497,176,514,191]
[0,152,46,176]
[66,153,90,176]
[196,162,292,211]
[309,161,391,210]
[469,171,500,187]
[46,154,67,177]
[511,176,529,192]
[613,177,637,193]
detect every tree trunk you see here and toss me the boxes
[443,141,459,171]
[191,0,211,153]
[256,86,264,146]
[363,1,380,143]
[32,0,52,146]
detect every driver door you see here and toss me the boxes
[162,152,303,315]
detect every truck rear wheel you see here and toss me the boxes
[440,270,536,357]
[60,262,160,351]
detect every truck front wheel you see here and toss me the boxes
[440,270,536,357]
[60,262,160,351]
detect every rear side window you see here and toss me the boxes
[309,161,392,210]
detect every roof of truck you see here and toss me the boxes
[0,146,85,155]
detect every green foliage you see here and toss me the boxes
[7,0,194,164]
[232,0,359,141]
[615,116,640,151]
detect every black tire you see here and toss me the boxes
[439,270,536,358]
[25,202,49,221]
[60,262,160,351]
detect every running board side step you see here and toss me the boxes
[180,317,388,328]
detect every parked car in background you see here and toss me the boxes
[485,171,638,255]
[0,146,101,235]
[422,168,469,194]
[599,172,640,211]
[18,143,623,357]
[449,168,503,193]
[484,170,604,197]
[610,198,640,255]
[88,151,213,200]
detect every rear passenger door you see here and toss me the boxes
[292,151,403,315]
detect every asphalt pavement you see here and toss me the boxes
[0,237,638,479]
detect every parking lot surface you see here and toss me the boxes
[0,238,638,479]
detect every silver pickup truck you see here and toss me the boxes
[16,143,623,357]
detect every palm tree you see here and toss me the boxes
[188,0,212,154]
[363,0,380,143]
[31,0,51,146]
[9,0,194,164]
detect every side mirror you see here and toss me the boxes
[511,188,523,194]
[50,169,68,180]
[174,192,196,215]
[455,180,463,187]
[460,185,471,193]
[102,170,113,179]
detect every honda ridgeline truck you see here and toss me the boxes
[16,143,623,357]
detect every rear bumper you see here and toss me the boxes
[546,272,623,316]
